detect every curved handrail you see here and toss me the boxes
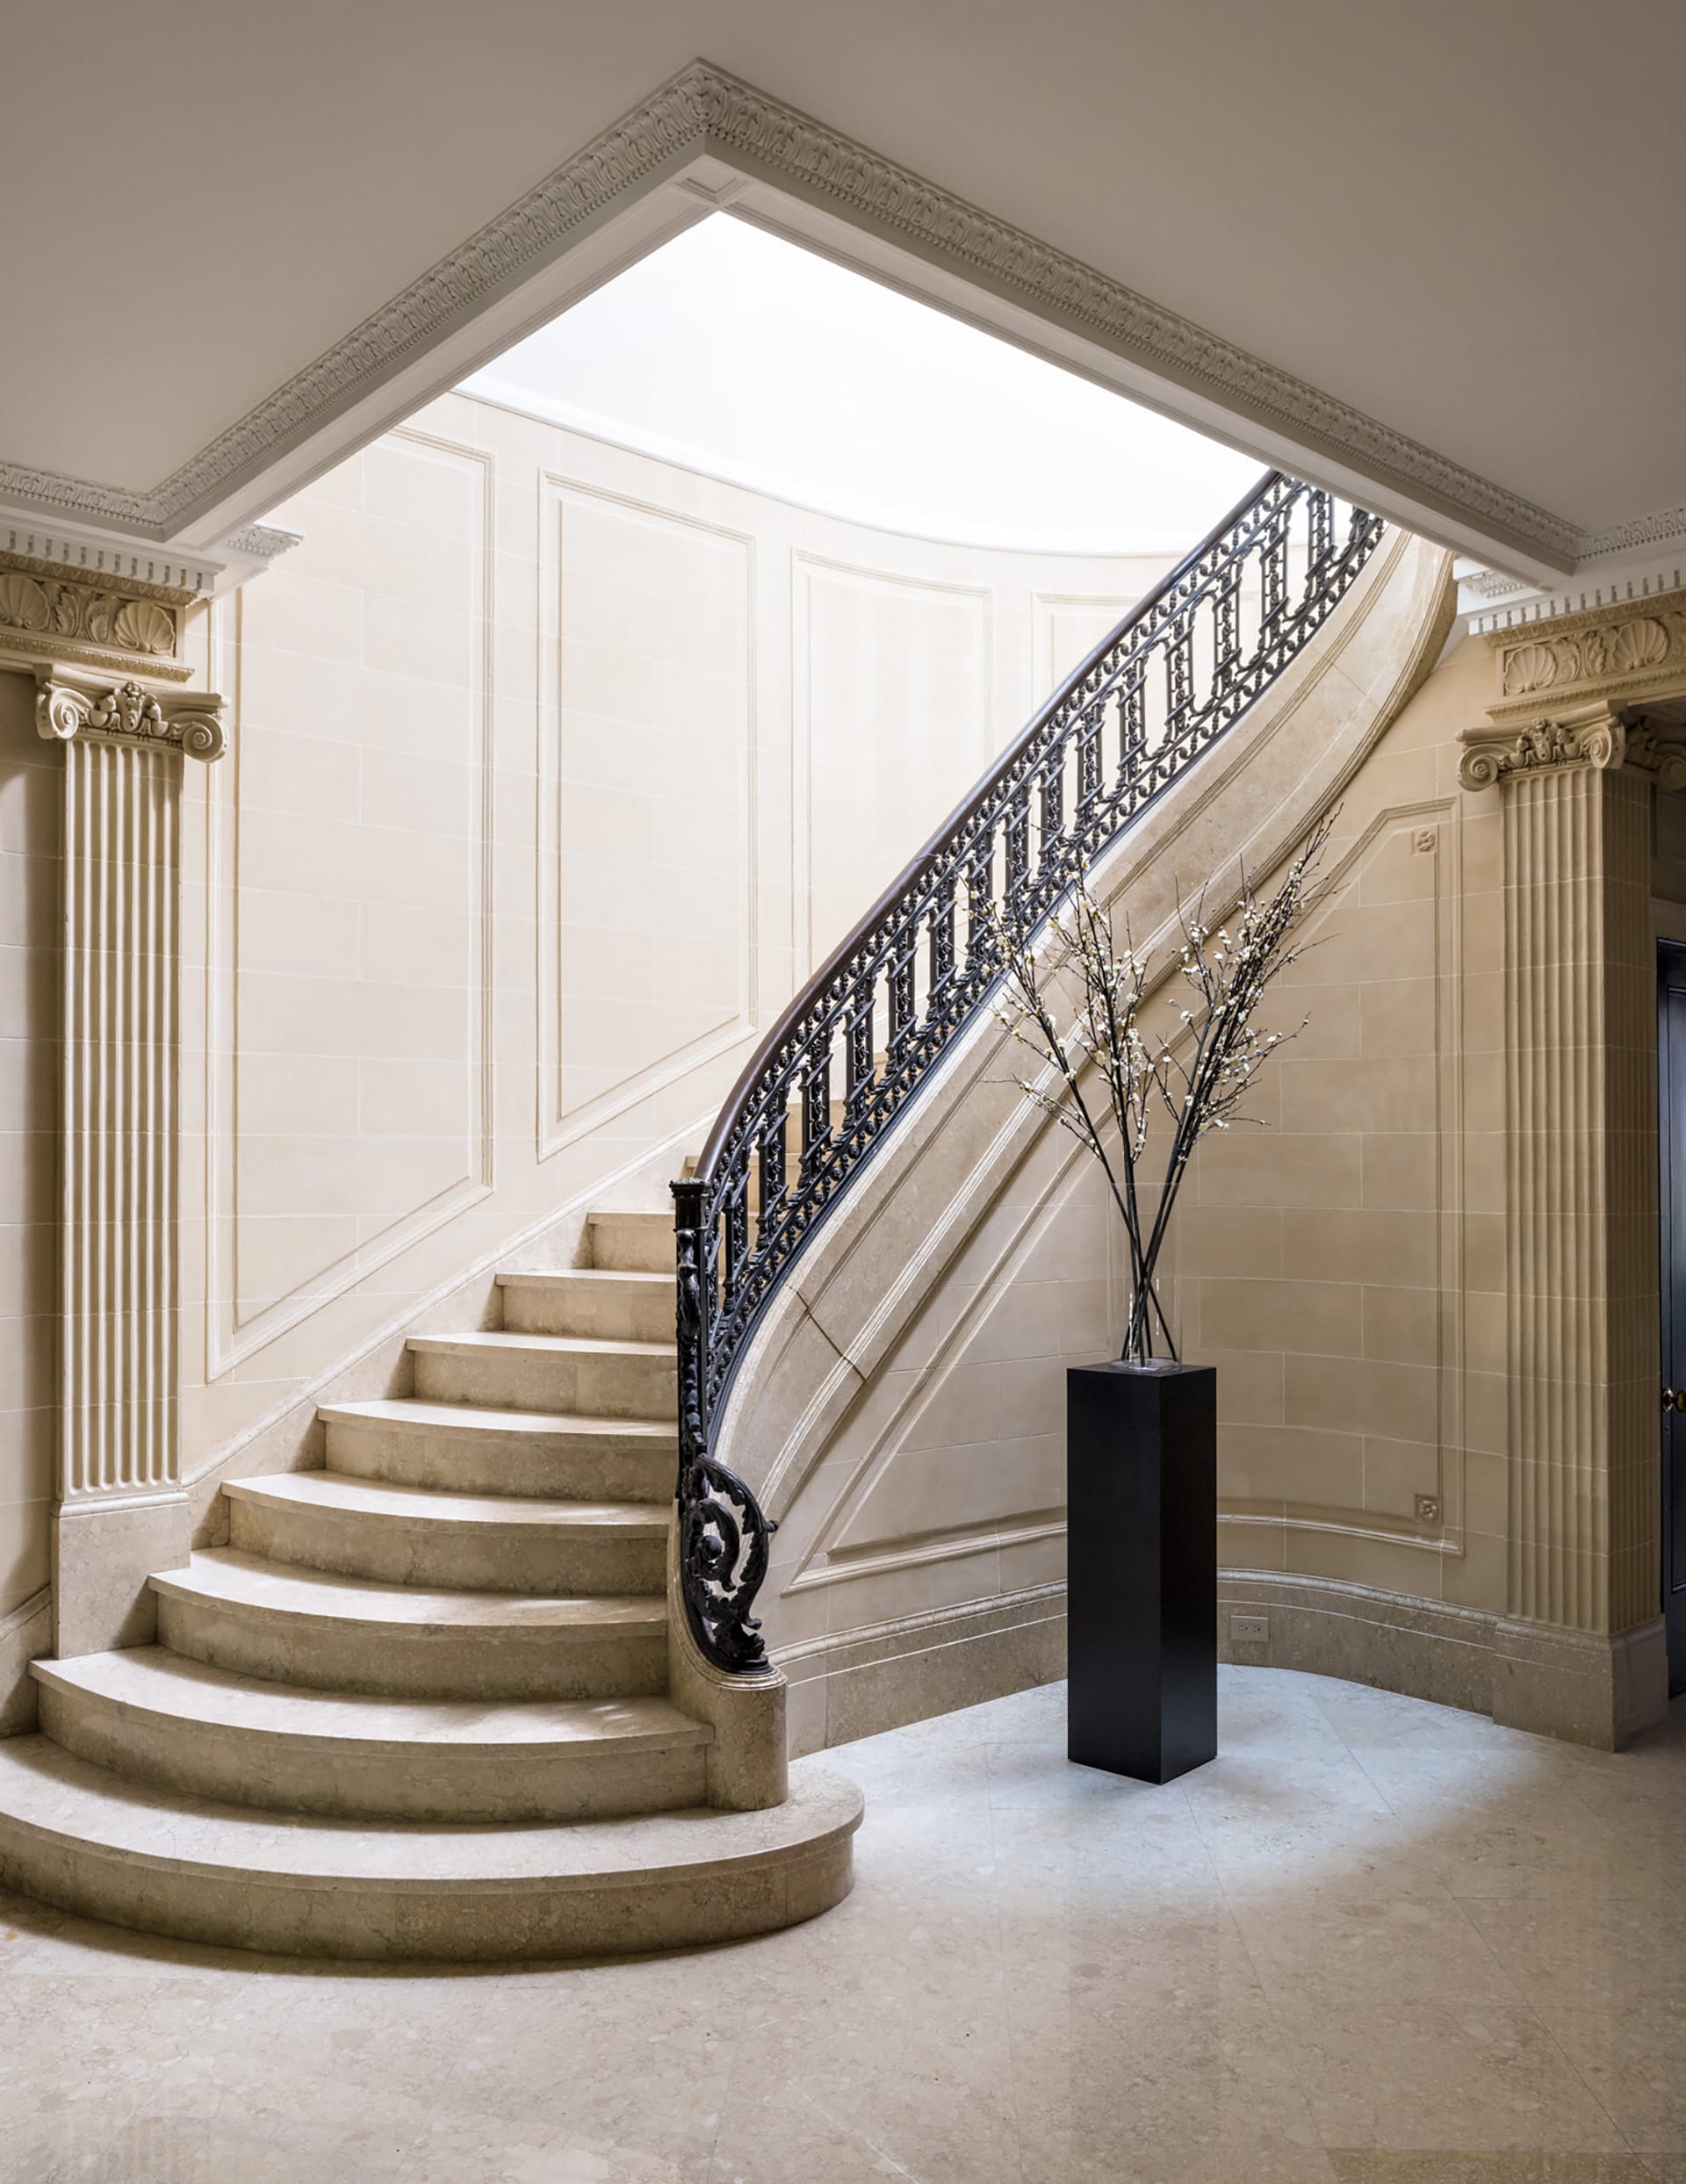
[673,469,1387,1670]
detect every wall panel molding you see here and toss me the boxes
[792,551,991,974]
[203,429,495,1378]
[536,475,756,1163]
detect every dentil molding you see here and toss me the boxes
[0,61,1576,569]
[35,666,226,762]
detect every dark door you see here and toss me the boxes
[1658,943,1686,1692]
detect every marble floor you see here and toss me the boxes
[3,1669,1684,2183]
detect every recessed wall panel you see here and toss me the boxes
[210,431,491,1361]
[798,559,991,968]
[542,486,753,1146]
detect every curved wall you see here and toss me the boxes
[167,390,1178,1518]
[714,529,1461,1748]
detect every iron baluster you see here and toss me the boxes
[1310,488,1333,569]
[1077,703,1104,811]
[802,1049,832,1180]
[1166,610,1194,741]
[889,925,917,1055]
[929,876,956,995]
[1005,780,1031,900]
[758,1110,786,1227]
[1261,512,1289,625]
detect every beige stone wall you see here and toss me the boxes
[1180,634,1507,1611]
[176,389,1174,1505]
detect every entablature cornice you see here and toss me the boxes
[0,548,198,683]
[1484,586,1686,724]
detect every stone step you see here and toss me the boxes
[32,1649,711,1824]
[409,1330,676,1420]
[0,1738,862,1962]
[497,1268,674,1344]
[586,1211,675,1274]
[321,1398,674,1503]
[152,1550,667,1701]
[224,1472,669,1597]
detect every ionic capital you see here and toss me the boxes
[34,665,226,762]
[1457,701,1686,794]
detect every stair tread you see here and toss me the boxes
[0,1737,861,1888]
[495,1270,672,1289]
[320,1398,675,1441]
[32,1649,708,1752]
[223,1470,669,1532]
[153,1549,667,1632]
[409,1330,674,1359]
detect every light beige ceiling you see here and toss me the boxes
[3,0,1681,559]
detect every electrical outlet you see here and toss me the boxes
[1231,1612,1270,1644]
[1416,1493,1442,1524]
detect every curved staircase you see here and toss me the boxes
[0,1207,861,1961]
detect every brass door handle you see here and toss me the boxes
[1666,1388,1686,1413]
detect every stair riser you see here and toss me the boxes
[587,1216,675,1274]
[155,1593,667,1702]
[500,1278,674,1344]
[412,1344,676,1420]
[226,1496,668,1597]
[36,1685,709,1825]
[0,1817,856,1963]
[324,1417,674,1503]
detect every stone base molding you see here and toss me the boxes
[778,1585,1067,1757]
[6,655,228,1659]
[1219,1571,1668,1749]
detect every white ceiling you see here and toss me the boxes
[3,0,1682,565]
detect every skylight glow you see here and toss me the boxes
[460,216,1259,555]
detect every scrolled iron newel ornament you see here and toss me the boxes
[672,469,1386,1673]
[672,1178,776,1671]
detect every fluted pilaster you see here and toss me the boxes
[33,667,225,1657]
[60,737,179,1503]
[1501,756,1655,1634]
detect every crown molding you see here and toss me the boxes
[0,60,1579,573]
[1577,502,1686,564]
[220,522,304,562]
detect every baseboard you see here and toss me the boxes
[775,1567,1672,1757]
[777,1584,1067,1756]
[0,1589,49,1736]
[1219,1568,1670,1750]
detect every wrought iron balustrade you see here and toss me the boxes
[672,470,1386,1671]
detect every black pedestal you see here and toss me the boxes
[1066,1359,1217,1784]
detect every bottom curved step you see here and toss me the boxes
[0,1737,862,1962]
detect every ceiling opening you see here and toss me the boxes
[458,214,1259,556]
